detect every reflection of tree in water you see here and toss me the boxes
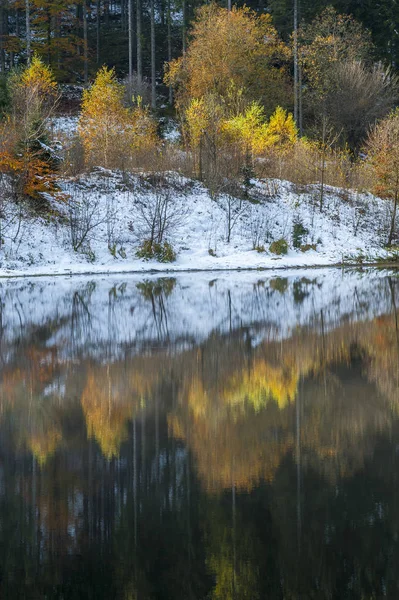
[1,276,399,596]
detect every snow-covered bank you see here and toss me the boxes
[0,170,394,278]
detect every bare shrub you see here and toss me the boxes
[67,189,105,255]
[247,206,273,249]
[129,177,186,246]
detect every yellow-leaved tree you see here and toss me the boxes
[267,106,298,149]
[5,54,60,200]
[165,4,290,115]
[78,66,157,169]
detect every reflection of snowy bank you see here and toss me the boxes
[0,269,394,360]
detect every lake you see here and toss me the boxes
[0,269,398,599]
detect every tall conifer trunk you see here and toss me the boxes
[83,0,88,84]
[150,0,156,108]
[25,0,31,65]
[136,0,142,91]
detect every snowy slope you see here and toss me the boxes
[0,169,393,278]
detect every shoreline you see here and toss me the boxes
[0,259,397,280]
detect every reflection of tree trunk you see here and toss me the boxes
[133,418,138,548]
[232,477,236,599]
[296,378,301,554]
[141,408,146,494]
[388,277,399,350]
[186,449,193,598]
[388,188,398,247]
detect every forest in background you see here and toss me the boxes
[0,0,398,87]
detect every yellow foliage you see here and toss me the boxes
[19,54,57,98]
[222,102,270,156]
[78,66,157,168]
[266,106,298,149]
[166,3,290,114]
[185,95,225,148]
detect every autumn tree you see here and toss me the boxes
[165,4,291,116]
[298,7,396,149]
[78,66,157,169]
[4,55,60,199]
[365,109,399,246]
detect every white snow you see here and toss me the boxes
[0,169,394,278]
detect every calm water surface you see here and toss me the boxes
[1,270,399,599]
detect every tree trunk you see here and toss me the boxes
[136,0,142,91]
[167,0,172,104]
[83,0,88,85]
[96,0,100,65]
[0,4,5,73]
[128,0,133,81]
[47,7,51,65]
[150,0,156,108]
[25,0,31,65]
[182,0,186,54]
[293,0,298,125]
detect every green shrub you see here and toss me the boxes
[136,239,176,262]
[255,245,265,253]
[269,238,288,255]
[208,248,216,257]
[292,220,309,249]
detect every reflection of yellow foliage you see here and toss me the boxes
[28,427,61,466]
[223,360,299,410]
[209,554,259,600]
[187,380,211,419]
[81,365,155,459]
[82,371,132,459]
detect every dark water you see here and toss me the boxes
[1,270,399,599]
